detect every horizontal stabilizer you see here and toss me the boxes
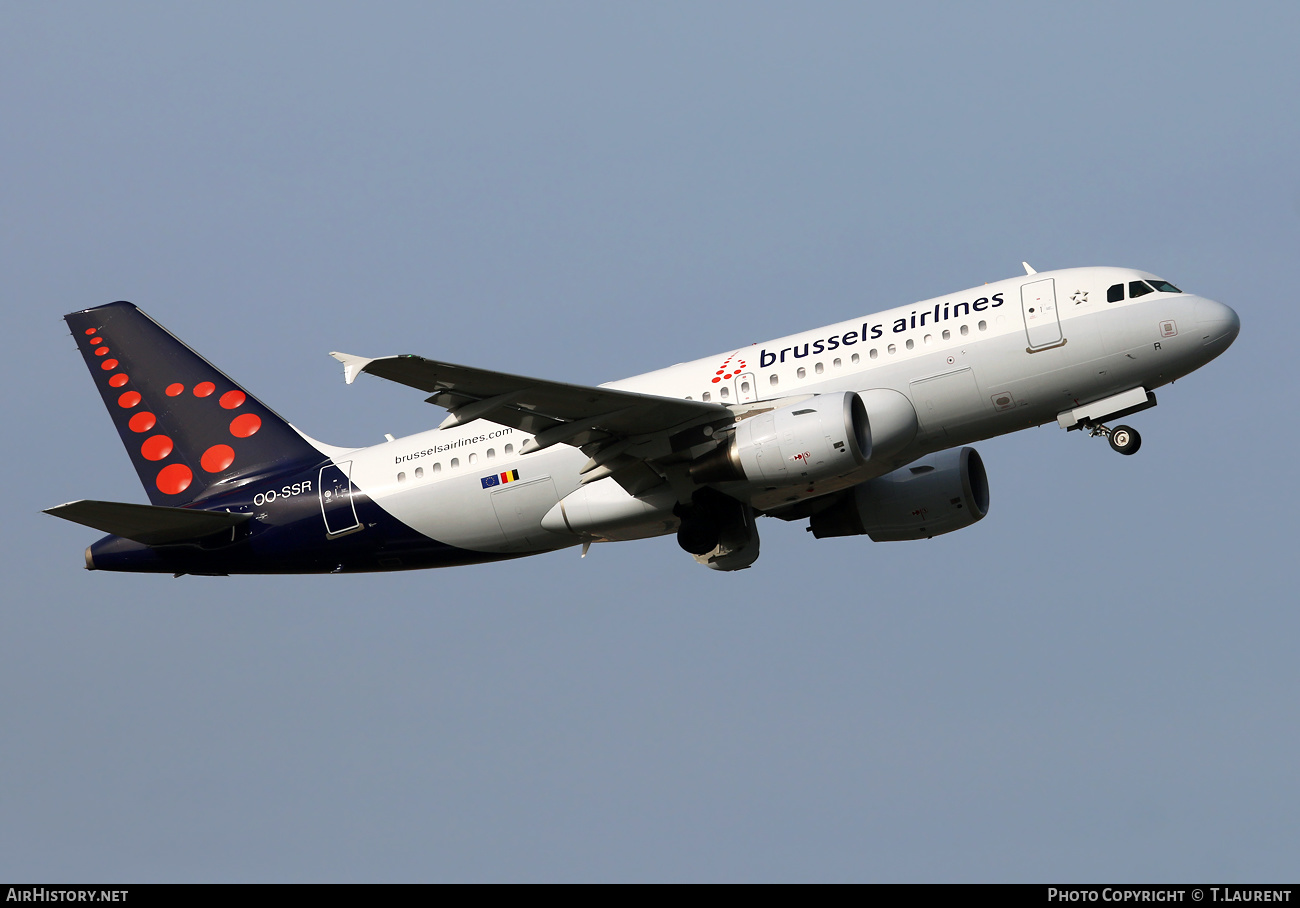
[45,499,251,546]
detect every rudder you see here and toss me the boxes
[66,301,325,506]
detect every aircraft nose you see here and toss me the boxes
[1195,297,1240,351]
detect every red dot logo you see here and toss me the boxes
[95,347,109,356]
[109,374,129,388]
[141,435,173,461]
[117,391,141,408]
[90,337,103,346]
[194,382,215,397]
[101,359,118,371]
[201,444,235,473]
[229,413,261,437]
[166,383,184,396]
[219,390,246,409]
[128,412,156,433]
[156,463,192,495]
[84,328,97,336]
[711,377,721,384]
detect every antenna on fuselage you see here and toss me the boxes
[1022,261,1037,275]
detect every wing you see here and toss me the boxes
[331,352,733,489]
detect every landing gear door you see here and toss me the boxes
[319,460,361,537]
[1021,278,1064,350]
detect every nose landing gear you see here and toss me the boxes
[1086,422,1142,455]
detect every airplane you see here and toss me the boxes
[45,263,1239,575]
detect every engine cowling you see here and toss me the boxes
[808,446,989,541]
[855,388,920,462]
[690,389,917,486]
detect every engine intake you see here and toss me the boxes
[809,446,989,541]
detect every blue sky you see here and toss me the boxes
[3,2,1298,881]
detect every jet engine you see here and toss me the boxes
[808,446,989,541]
[691,390,916,486]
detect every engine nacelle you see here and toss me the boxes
[691,389,918,487]
[856,388,920,462]
[808,446,989,541]
[691,391,870,485]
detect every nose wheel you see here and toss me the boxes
[1086,422,1142,455]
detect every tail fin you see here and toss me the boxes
[65,301,325,506]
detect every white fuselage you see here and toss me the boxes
[339,266,1237,554]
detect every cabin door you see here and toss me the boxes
[319,460,361,536]
[1021,278,1064,350]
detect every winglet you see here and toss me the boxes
[329,352,374,385]
[1022,261,1037,275]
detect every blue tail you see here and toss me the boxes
[65,302,325,506]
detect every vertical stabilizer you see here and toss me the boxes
[65,301,325,506]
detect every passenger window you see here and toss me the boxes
[741,380,751,393]
[720,386,729,399]
[486,448,495,460]
[887,344,896,354]
[450,457,459,469]
[1149,280,1181,293]
[397,472,406,482]
[978,320,987,331]
[469,452,478,465]
[1129,280,1154,298]
[1107,283,1124,303]
[942,329,950,340]
[433,462,442,473]
[769,374,779,387]
[924,334,933,345]
[960,324,969,336]
[905,339,915,350]
[815,362,824,374]
[415,467,424,478]
[869,349,878,360]
[851,353,860,364]
[703,391,711,401]
[832,357,841,368]
[504,444,513,455]
[796,367,806,379]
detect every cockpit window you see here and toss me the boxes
[1107,283,1124,303]
[1148,279,1181,293]
[1129,280,1154,298]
